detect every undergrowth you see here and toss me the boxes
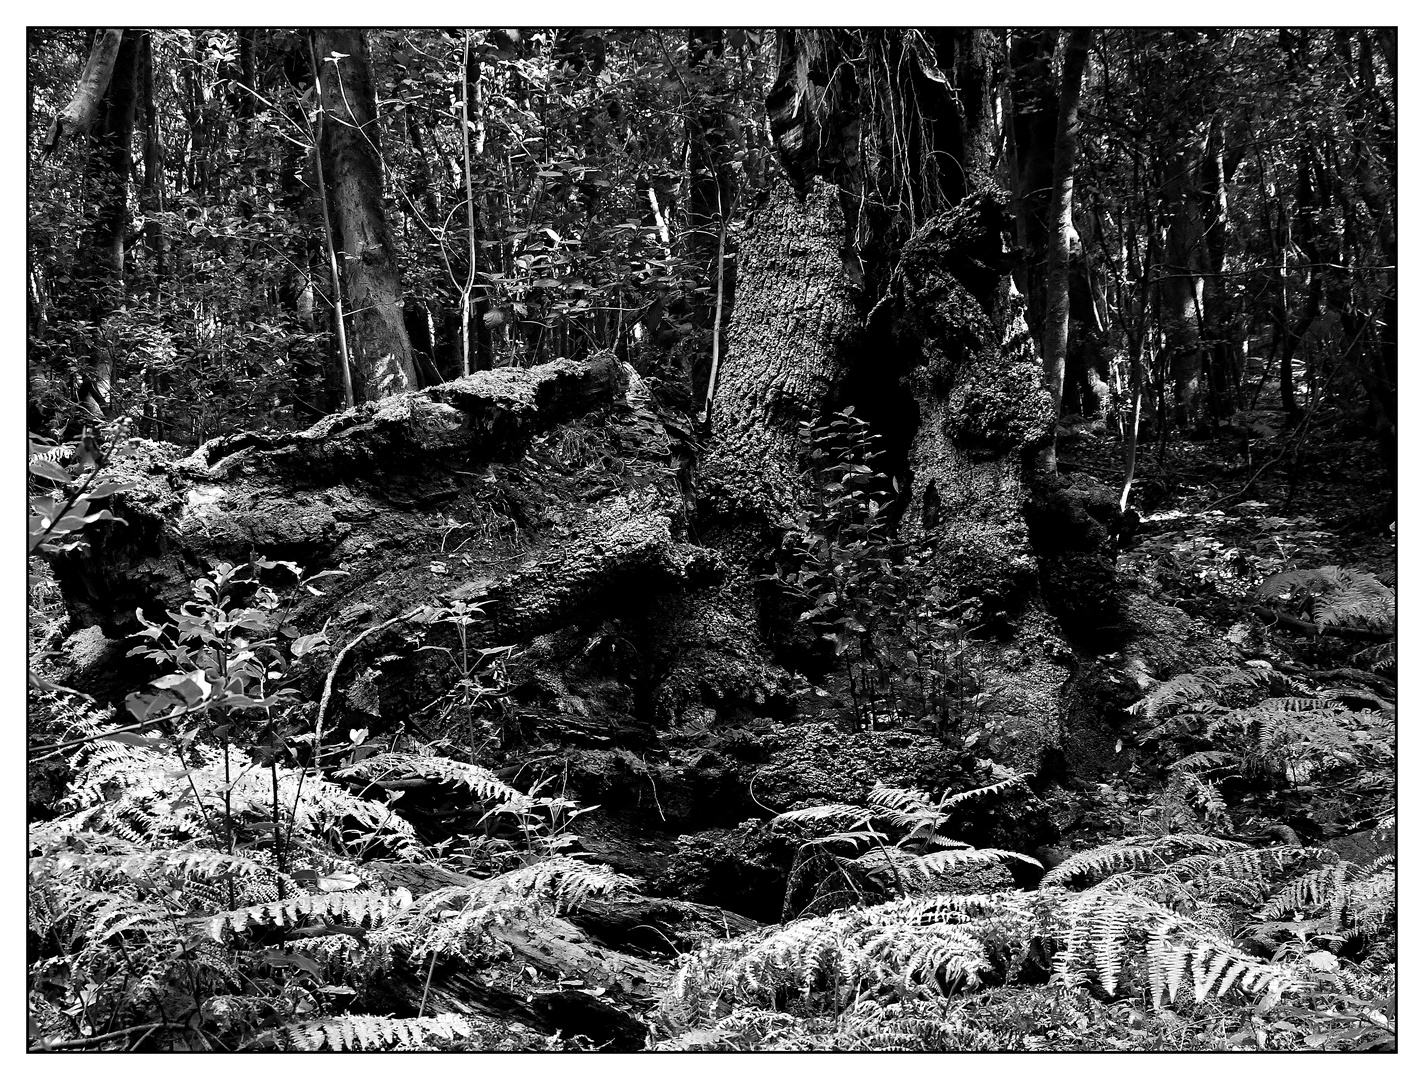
[26,557,626,1052]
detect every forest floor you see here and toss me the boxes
[27,401,1396,1052]
[1046,405,1395,855]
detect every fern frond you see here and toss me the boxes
[772,803,875,827]
[915,847,1042,874]
[283,1012,473,1051]
[1131,666,1273,720]
[335,753,520,803]
[1042,834,1244,889]
[207,888,414,939]
[1260,856,1395,938]
[1170,750,1239,773]
[943,770,1027,808]
[1258,566,1395,632]
[865,785,934,814]
[31,845,284,888]
[392,857,629,962]
[1126,846,1337,909]
[91,895,173,942]
[1052,887,1300,1009]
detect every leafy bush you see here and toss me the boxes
[767,409,989,735]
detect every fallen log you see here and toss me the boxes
[47,354,636,640]
[380,962,651,1049]
[1251,604,1394,643]
[43,354,726,746]
[567,894,762,954]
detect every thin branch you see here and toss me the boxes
[33,1021,191,1051]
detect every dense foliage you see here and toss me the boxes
[28,27,1394,1053]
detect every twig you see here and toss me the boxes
[700,193,728,426]
[306,606,426,784]
[33,1021,190,1051]
[417,949,439,1018]
[1251,605,1393,643]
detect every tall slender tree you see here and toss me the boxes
[1040,29,1093,469]
[312,29,418,401]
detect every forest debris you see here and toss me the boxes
[1250,605,1394,643]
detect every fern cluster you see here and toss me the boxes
[657,999,1005,1051]
[372,856,630,963]
[660,880,1304,1033]
[1254,854,1396,944]
[773,773,1039,918]
[28,693,621,1050]
[1134,661,1394,796]
[45,724,423,859]
[661,814,1396,1044]
[1257,566,1395,635]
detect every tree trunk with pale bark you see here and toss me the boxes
[313,29,418,402]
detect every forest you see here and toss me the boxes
[26,27,1396,1052]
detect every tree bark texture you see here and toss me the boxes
[70,29,140,420]
[704,177,859,518]
[313,29,419,402]
[91,30,140,280]
[1008,29,1060,337]
[643,177,864,731]
[139,31,165,281]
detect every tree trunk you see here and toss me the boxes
[312,29,418,402]
[1008,29,1060,338]
[704,178,858,517]
[708,30,1122,771]
[1199,114,1245,419]
[65,28,140,423]
[1160,139,1208,427]
[1039,29,1092,468]
[90,30,139,281]
[43,28,124,153]
[138,31,164,283]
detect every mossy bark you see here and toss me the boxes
[892,194,1055,627]
[45,356,709,719]
[644,176,864,726]
[703,177,859,519]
